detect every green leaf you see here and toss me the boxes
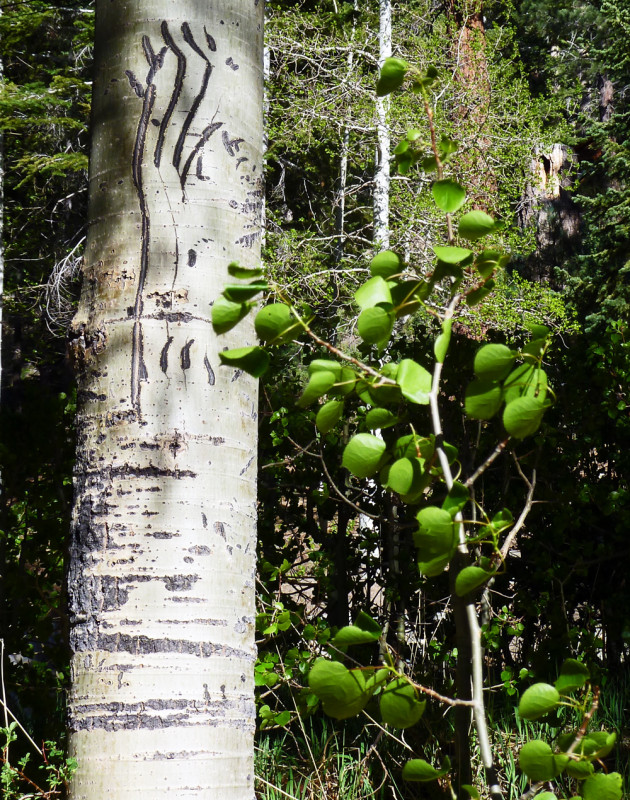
[397,359,432,404]
[421,156,438,172]
[391,280,430,316]
[218,346,269,378]
[525,322,550,338]
[227,261,264,279]
[354,276,393,309]
[386,457,423,496]
[357,307,395,346]
[212,296,252,334]
[474,344,516,380]
[297,370,337,408]
[402,759,449,782]
[503,396,546,439]
[439,135,458,156]
[255,303,300,343]
[393,140,409,155]
[474,249,506,279]
[309,359,343,380]
[433,245,473,264]
[308,659,370,719]
[458,210,497,241]
[342,434,387,478]
[434,318,452,363]
[466,281,495,307]
[442,481,468,517]
[330,367,357,397]
[491,508,513,534]
[555,659,590,693]
[333,611,382,647]
[223,280,268,302]
[432,179,467,213]
[455,566,494,596]
[365,408,400,429]
[582,773,623,800]
[503,364,548,404]
[376,57,409,96]
[578,731,617,760]
[535,794,557,800]
[380,678,426,728]
[461,786,481,800]
[565,761,595,780]
[370,250,402,278]
[518,683,561,720]
[316,400,344,434]
[465,379,503,420]
[519,740,568,782]
[415,506,456,576]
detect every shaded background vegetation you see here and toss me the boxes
[0,0,628,796]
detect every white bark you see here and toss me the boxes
[67,2,263,798]
[373,0,391,250]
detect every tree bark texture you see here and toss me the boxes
[373,0,391,249]
[67,2,263,798]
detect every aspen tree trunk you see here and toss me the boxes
[373,0,391,249]
[67,2,263,798]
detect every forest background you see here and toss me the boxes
[0,0,628,798]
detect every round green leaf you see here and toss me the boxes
[297,370,336,408]
[465,379,503,420]
[316,400,344,434]
[535,793,557,800]
[434,318,453,364]
[365,408,400,429]
[432,179,467,213]
[458,210,497,241]
[554,659,590,693]
[308,659,370,719]
[519,740,567,782]
[254,303,299,343]
[212,296,252,334]
[342,434,387,478]
[370,250,402,278]
[309,359,343,380]
[433,245,473,264]
[474,344,516,380]
[466,281,495,307]
[415,506,456,576]
[582,773,623,800]
[227,261,264,279]
[376,57,409,96]
[455,566,494,597]
[354,275,393,309]
[223,280,268,302]
[357,307,394,346]
[386,457,422,496]
[397,358,432,404]
[518,683,560,720]
[402,758,449,782]
[503,364,548,404]
[503,396,546,439]
[218,346,269,378]
[565,761,595,780]
[380,678,426,728]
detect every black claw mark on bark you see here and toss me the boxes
[203,354,215,385]
[174,23,213,193]
[160,336,174,374]
[181,121,223,191]
[155,21,186,169]
[180,340,195,371]
[187,249,197,267]
[125,70,144,98]
[222,132,244,156]
[235,157,248,170]
[204,27,217,52]
[129,37,166,415]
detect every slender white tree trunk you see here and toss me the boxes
[373,0,391,249]
[67,2,263,798]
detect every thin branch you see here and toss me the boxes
[500,468,536,559]
[464,438,510,488]
[319,449,382,520]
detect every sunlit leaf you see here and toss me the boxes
[397,359,432,404]
[519,740,568,782]
[316,400,344,434]
[212,296,253,334]
[380,678,426,728]
[474,344,515,380]
[342,434,387,478]
[432,179,467,213]
[519,684,560,720]
[370,250,402,278]
[503,396,546,438]
[297,370,336,408]
[377,57,409,96]
[218,346,269,377]
[458,210,497,241]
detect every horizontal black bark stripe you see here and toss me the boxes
[93,634,252,660]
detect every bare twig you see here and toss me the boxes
[464,438,510,488]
